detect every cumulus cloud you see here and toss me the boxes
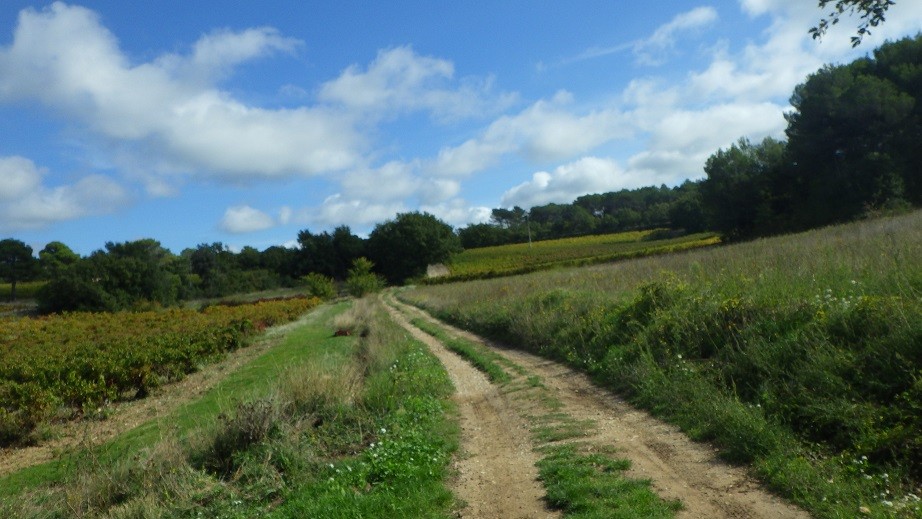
[0,156,129,231]
[650,102,786,154]
[0,156,43,200]
[434,91,630,176]
[0,3,362,183]
[501,157,645,209]
[306,195,407,230]
[319,46,517,122]
[420,199,492,228]
[633,6,718,65]
[219,205,276,233]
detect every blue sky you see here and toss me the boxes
[1,1,921,255]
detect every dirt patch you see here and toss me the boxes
[385,301,557,519]
[426,263,450,278]
[392,298,809,519]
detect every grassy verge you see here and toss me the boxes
[396,302,680,518]
[400,211,922,518]
[2,298,461,518]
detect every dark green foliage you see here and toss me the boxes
[367,211,461,284]
[38,239,179,312]
[785,53,917,227]
[37,241,78,279]
[297,225,366,280]
[692,35,922,240]
[699,137,785,239]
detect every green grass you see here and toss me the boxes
[437,230,719,283]
[1,298,462,518]
[410,316,511,384]
[401,210,922,518]
[538,444,682,518]
[0,280,44,300]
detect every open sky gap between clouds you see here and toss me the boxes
[1,1,920,254]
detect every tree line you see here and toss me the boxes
[460,34,921,245]
[2,35,918,311]
[0,212,460,312]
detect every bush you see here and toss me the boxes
[301,272,336,299]
[345,258,385,297]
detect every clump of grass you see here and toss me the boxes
[411,317,511,384]
[538,443,682,518]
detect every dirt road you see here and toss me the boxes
[389,298,810,519]
[386,299,557,519]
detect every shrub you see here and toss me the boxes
[301,272,336,299]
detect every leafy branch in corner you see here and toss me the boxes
[810,0,895,47]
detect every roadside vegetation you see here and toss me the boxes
[2,298,461,518]
[401,210,922,518]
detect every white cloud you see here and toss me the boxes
[625,150,710,184]
[220,205,275,233]
[0,156,43,200]
[0,3,362,182]
[651,101,786,153]
[307,194,406,230]
[0,156,129,230]
[434,91,630,176]
[319,46,517,122]
[420,199,491,228]
[501,157,645,209]
[633,7,718,65]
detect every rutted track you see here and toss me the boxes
[389,297,810,519]
[385,299,557,519]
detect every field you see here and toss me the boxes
[401,210,922,518]
[2,212,920,517]
[2,298,463,517]
[0,281,44,300]
[0,296,320,446]
[438,230,720,282]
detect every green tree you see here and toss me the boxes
[38,241,80,279]
[0,238,36,301]
[785,49,916,226]
[458,222,510,248]
[296,229,338,278]
[331,226,366,279]
[668,182,708,233]
[367,212,461,284]
[700,137,785,240]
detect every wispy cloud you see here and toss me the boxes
[547,6,718,70]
